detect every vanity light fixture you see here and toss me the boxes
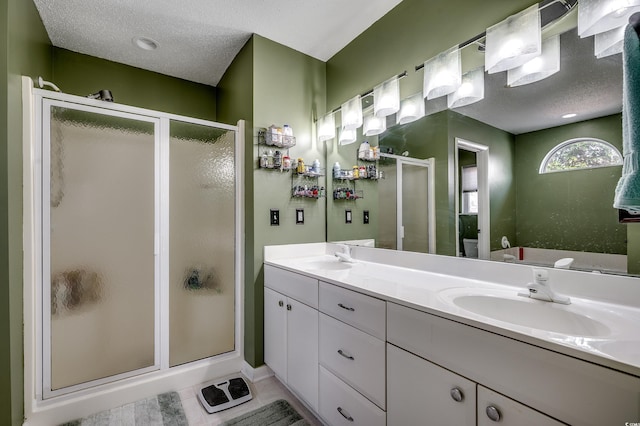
[594,25,625,58]
[422,46,461,100]
[448,67,485,108]
[316,112,336,142]
[373,75,401,118]
[578,0,640,38]
[485,4,541,74]
[363,111,387,136]
[341,95,363,130]
[507,34,560,87]
[338,128,358,145]
[397,92,425,125]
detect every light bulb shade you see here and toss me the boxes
[373,76,400,118]
[578,0,640,38]
[507,34,560,87]
[423,46,462,100]
[341,95,363,130]
[595,25,625,58]
[317,113,335,142]
[447,67,485,108]
[363,112,387,136]
[338,128,358,145]
[485,4,541,74]
[397,93,426,124]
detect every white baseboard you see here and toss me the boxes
[240,361,273,383]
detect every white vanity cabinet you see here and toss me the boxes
[387,343,476,425]
[318,282,387,425]
[264,265,319,411]
[387,301,640,426]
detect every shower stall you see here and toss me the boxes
[22,78,244,423]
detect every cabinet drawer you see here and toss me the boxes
[319,313,385,409]
[264,264,318,308]
[387,302,640,426]
[319,281,386,339]
[319,366,386,426]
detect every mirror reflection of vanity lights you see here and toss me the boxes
[325,1,631,275]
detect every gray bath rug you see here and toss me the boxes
[221,399,309,426]
[59,391,188,426]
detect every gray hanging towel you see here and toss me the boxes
[614,23,640,212]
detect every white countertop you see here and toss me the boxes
[264,243,640,377]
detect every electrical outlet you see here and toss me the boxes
[296,208,304,224]
[270,209,279,226]
[363,210,370,224]
[345,209,352,224]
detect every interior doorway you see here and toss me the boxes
[455,139,490,260]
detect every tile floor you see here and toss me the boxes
[178,374,322,425]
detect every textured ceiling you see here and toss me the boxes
[33,0,404,86]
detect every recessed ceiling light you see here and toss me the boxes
[132,37,159,51]
[562,113,577,119]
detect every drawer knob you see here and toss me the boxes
[450,387,464,402]
[278,300,284,307]
[486,405,501,422]
[337,406,354,422]
[338,303,355,311]
[337,349,355,360]
[286,304,292,311]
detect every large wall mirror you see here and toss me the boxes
[325,3,637,276]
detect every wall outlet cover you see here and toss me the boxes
[345,209,352,224]
[270,209,279,226]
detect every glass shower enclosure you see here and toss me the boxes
[31,93,242,399]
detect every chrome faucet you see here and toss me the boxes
[518,268,571,305]
[334,244,355,263]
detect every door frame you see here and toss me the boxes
[380,153,436,253]
[455,138,490,260]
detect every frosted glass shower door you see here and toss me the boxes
[168,120,236,367]
[43,102,159,395]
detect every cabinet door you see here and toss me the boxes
[264,287,287,381]
[287,298,319,411]
[387,344,476,426]
[477,386,564,426]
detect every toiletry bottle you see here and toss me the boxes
[260,152,268,168]
[297,158,305,174]
[313,159,320,174]
[358,140,370,160]
[267,125,278,145]
[273,150,282,169]
[267,150,274,168]
[353,165,359,179]
[283,124,293,146]
[283,155,291,170]
[333,162,341,179]
[359,165,367,178]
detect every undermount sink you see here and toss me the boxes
[439,288,611,337]
[301,258,355,271]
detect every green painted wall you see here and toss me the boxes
[52,48,217,120]
[215,37,257,367]
[3,0,52,424]
[514,114,625,254]
[326,131,380,245]
[249,35,326,367]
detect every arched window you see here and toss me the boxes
[539,137,623,174]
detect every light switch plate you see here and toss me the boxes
[270,209,279,226]
[345,209,352,224]
[296,208,304,224]
[364,210,370,224]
